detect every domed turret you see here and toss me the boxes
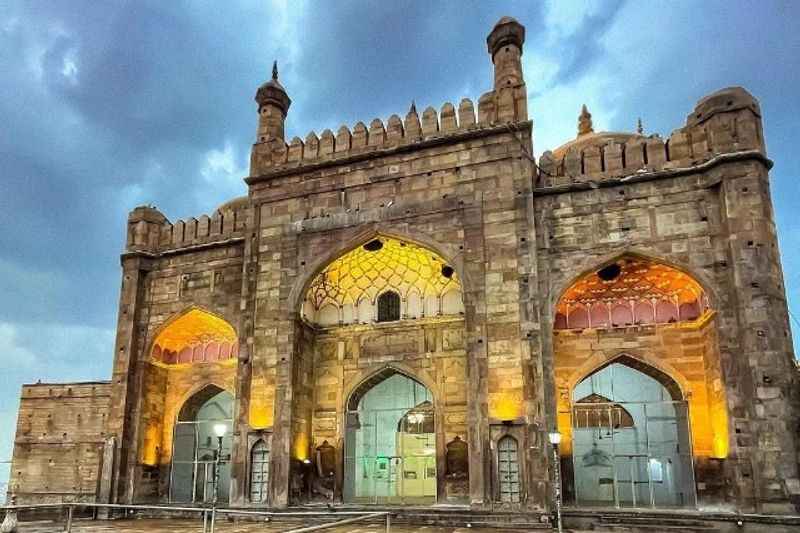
[486,16,526,89]
[254,61,291,142]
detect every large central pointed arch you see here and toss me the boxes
[296,231,466,327]
[342,364,438,504]
[289,228,469,315]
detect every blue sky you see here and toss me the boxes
[1,1,799,496]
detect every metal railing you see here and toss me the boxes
[0,502,392,532]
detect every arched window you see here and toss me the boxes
[170,386,233,503]
[498,436,521,503]
[377,291,401,322]
[249,439,270,503]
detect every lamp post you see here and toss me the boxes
[210,423,227,533]
[548,431,563,533]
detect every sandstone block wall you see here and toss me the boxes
[9,382,112,504]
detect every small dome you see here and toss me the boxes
[216,195,248,213]
[551,131,646,159]
[487,16,525,56]
[255,61,291,115]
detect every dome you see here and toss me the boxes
[216,195,248,213]
[487,16,525,55]
[255,61,291,115]
[551,131,646,159]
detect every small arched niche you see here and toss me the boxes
[301,236,462,327]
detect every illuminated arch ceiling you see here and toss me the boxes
[151,308,238,365]
[304,237,461,310]
[555,256,709,328]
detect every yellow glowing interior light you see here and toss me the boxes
[140,423,162,466]
[304,237,460,311]
[249,383,273,429]
[249,407,272,430]
[710,400,730,459]
[489,392,523,421]
[557,256,707,315]
[152,308,237,354]
[293,432,310,461]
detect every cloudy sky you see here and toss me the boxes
[1,0,799,495]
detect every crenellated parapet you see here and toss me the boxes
[125,198,248,255]
[249,16,529,179]
[249,93,524,177]
[537,87,767,189]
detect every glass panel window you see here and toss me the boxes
[170,387,234,504]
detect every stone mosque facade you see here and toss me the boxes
[9,16,800,515]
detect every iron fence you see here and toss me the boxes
[0,502,392,533]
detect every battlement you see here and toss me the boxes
[249,88,527,178]
[537,87,766,188]
[125,199,248,255]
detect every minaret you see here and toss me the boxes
[487,16,526,90]
[254,61,291,143]
[486,16,527,123]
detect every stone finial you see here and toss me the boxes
[578,104,594,136]
[272,60,278,80]
[409,100,417,115]
[637,117,644,135]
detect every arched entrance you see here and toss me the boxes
[170,385,234,503]
[289,233,469,505]
[552,254,729,508]
[344,368,437,504]
[137,307,239,503]
[571,358,695,508]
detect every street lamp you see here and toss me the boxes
[209,423,227,533]
[548,431,563,533]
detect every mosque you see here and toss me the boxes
[8,16,800,518]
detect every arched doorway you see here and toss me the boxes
[570,359,695,508]
[343,369,437,504]
[170,385,234,503]
[137,307,239,502]
[552,255,729,509]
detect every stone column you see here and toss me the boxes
[107,254,153,504]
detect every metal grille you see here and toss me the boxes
[250,440,270,503]
[498,436,521,503]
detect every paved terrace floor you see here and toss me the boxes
[12,518,544,533]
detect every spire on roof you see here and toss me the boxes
[409,100,417,115]
[578,104,594,137]
[272,60,278,81]
[637,117,644,135]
